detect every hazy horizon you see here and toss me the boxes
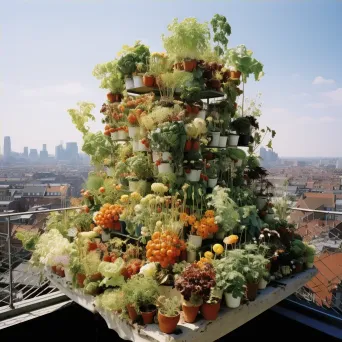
[1,0,341,157]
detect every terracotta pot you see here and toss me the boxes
[230,70,241,79]
[76,273,86,288]
[51,265,57,274]
[115,94,122,102]
[89,272,102,281]
[107,92,116,103]
[183,59,196,72]
[140,305,157,324]
[143,75,155,87]
[201,302,220,321]
[158,311,180,334]
[208,79,221,91]
[182,304,200,323]
[126,304,138,322]
[246,282,259,301]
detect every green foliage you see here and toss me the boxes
[290,239,306,258]
[163,18,210,60]
[157,296,180,317]
[211,14,232,56]
[122,275,159,311]
[304,244,316,263]
[15,230,39,251]
[239,205,263,238]
[98,258,126,287]
[231,117,251,135]
[83,250,101,276]
[68,102,96,135]
[82,132,112,165]
[92,60,124,93]
[96,289,126,312]
[226,45,264,83]
[126,153,153,180]
[85,174,104,191]
[206,160,218,179]
[72,212,93,232]
[156,172,177,187]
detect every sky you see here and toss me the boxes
[0,0,341,158]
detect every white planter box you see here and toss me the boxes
[228,134,239,147]
[219,136,228,147]
[111,131,119,141]
[209,132,220,147]
[128,126,139,139]
[224,292,241,308]
[158,163,173,174]
[198,110,206,120]
[117,131,128,140]
[125,78,134,90]
[185,169,201,182]
[133,75,143,88]
[188,234,202,248]
[208,178,218,188]
[133,141,149,152]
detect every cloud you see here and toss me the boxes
[305,102,327,109]
[290,92,311,100]
[312,76,335,85]
[322,88,342,105]
[21,82,86,97]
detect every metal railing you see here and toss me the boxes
[289,207,342,318]
[0,207,81,311]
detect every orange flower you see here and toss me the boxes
[205,210,215,218]
[115,184,122,191]
[223,234,239,245]
[188,215,196,226]
[180,212,189,223]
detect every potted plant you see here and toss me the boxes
[304,244,316,268]
[157,296,181,334]
[223,271,246,308]
[206,160,219,188]
[206,115,221,147]
[184,160,203,183]
[175,263,216,323]
[162,18,210,71]
[186,242,198,263]
[258,270,270,290]
[117,52,136,89]
[230,117,251,147]
[201,289,221,321]
[207,71,223,91]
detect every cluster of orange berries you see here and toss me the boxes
[146,231,186,268]
[94,203,124,230]
[180,210,218,239]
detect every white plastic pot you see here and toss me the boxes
[219,136,228,147]
[152,151,160,162]
[129,180,139,192]
[185,169,201,182]
[208,178,218,188]
[187,250,197,263]
[161,152,172,161]
[228,134,240,147]
[133,141,149,152]
[256,196,268,210]
[101,231,110,242]
[111,131,119,141]
[209,132,220,147]
[224,292,241,308]
[117,130,128,140]
[258,278,268,290]
[198,110,206,120]
[133,75,143,88]
[128,126,139,139]
[125,78,134,90]
[158,163,173,174]
[188,235,202,248]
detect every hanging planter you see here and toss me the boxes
[238,134,250,146]
[219,135,228,147]
[188,234,202,248]
[128,126,139,139]
[224,293,241,308]
[228,132,239,147]
[208,178,218,188]
[133,75,143,88]
[161,152,172,161]
[152,151,160,162]
[209,132,220,146]
[185,169,201,182]
[158,163,173,174]
[125,78,134,90]
[133,141,150,152]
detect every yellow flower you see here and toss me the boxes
[213,244,224,255]
[130,192,142,201]
[120,195,129,203]
[115,184,122,191]
[223,235,239,245]
[204,251,214,259]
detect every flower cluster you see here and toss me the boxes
[94,204,124,230]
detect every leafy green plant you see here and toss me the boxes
[126,153,153,180]
[162,18,210,61]
[15,230,39,251]
[98,258,126,287]
[157,296,180,317]
[82,132,112,165]
[96,289,126,312]
[226,45,264,82]
[231,117,251,135]
[206,160,218,179]
[92,60,124,93]
[68,102,95,135]
[211,14,232,56]
[304,244,316,264]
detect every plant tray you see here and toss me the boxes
[46,268,316,341]
[127,87,225,100]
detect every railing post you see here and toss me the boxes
[7,216,14,309]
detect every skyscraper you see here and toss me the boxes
[4,136,11,160]
[65,142,79,161]
[40,144,48,160]
[23,147,29,158]
[29,149,38,160]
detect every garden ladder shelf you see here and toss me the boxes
[46,268,317,342]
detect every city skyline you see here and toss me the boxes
[1,1,342,157]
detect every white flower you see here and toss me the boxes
[190,160,195,164]
[155,221,163,228]
[139,263,157,277]
[134,204,143,213]
[206,116,213,122]
[259,234,265,240]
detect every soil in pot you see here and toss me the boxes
[158,311,180,334]
[246,282,259,301]
[182,304,200,323]
[201,302,220,321]
[126,304,138,322]
[238,134,251,146]
[140,304,157,324]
